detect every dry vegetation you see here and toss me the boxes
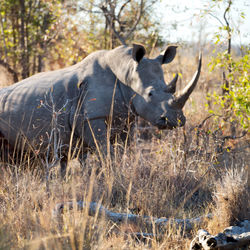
[0,53,249,249]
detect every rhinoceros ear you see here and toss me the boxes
[132,44,146,63]
[156,45,177,65]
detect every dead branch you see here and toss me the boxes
[212,129,248,153]
[189,114,248,154]
[221,130,247,142]
[100,5,127,45]
[100,0,144,45]
[117,0,132,21]
[190,220,250,249]
[122,0,144,41]
[52,200,212,232]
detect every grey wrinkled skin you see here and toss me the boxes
[0,44,201,172]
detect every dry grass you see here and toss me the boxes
[0,118,248,249]
[0,52,249,249]
[208,167,250,233]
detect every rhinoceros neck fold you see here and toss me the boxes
[117,79,126,104]
[103,46,137,113]
[105,46,135,86]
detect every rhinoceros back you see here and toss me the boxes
[0,63,84,150]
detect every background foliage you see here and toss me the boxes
[0,0,163,81]
[203,0,250,130]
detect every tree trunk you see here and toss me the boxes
[19,0,29,79]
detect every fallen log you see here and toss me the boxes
[52,200,212,232]
[190,220,250,249]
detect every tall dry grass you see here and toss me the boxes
[0,52,249,249]
[0,117,248,249]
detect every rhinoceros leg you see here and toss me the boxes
[60,157,68,178]
[78,153,87,166]
[0,131,13,164]
[83,119,110,156]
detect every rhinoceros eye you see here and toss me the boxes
[146,87,154,99]
[168,98,177,107]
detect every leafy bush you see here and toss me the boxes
[207,48,250,130]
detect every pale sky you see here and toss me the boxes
[157,0,250,46]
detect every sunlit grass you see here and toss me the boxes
[0,113,248,249]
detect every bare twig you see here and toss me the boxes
[79,6,102,14]
[123,0,144,41]
[207,12,224,27]
[80,0,145,46]
[190,115,247,154]
[117,0,131,21]
[100,5,127,45]
[40,92,72,193]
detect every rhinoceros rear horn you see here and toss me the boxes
[175,53,202,109]
[132,44,146,63]
[164,73,178,94]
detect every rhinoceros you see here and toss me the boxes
[0,44,201,174]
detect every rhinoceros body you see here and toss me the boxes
[0,44,201,172]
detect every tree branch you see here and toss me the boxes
[100,5,127,45]
[117,0,131,21]
[79,6,102,14]
[207,12,224,27]
[123,0,144,41]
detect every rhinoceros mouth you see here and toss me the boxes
[155,117,176,130]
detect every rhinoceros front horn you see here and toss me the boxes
[174,53,202,109]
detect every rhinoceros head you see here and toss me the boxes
[125,44,202,129]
